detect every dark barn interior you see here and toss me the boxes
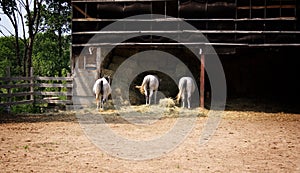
[72,0,300,108]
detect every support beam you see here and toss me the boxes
[96,47,101,79]
[73,4,91,18]
[200,49,205,108]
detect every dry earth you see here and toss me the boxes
[0,100,299,172]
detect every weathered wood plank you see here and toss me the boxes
[34,91,72,96]
[73,4,91,18]
[0,92,34,98]
[0,83,35,89]
[36,99,73,104]
[0,77,34,81]
[72,17,296,22]
[0,71,73,106]
[35,76,73,81]
[36,83,73,88]
[72,0,168,3]
[73,30,300,35]
[0,76,73,81]
[237,5,296,10]
[0,100,34,106]
[72,42,300,47]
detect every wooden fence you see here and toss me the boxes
[0,67,73,111]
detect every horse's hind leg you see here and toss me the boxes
[96,94,100,109]
[100,95,104,110]
[187,93,192,109]
[96,100,99,109]
[149,90,154,105]
[154,90,157,105]
[187,97,191,109]
[145,90,149,105]
[181,93,185,108]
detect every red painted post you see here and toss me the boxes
[200,50,205,108]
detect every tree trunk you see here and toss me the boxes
[23,46,28,77]
[26,37,34,77]
[58,1,63,60]
[14,31,22,75]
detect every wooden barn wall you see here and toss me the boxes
[72,0,300,102]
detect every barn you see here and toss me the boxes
[71,0,300,107]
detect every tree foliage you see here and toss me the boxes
[0,32,70,77]
[32,32,70,77]
[0,36,24,76]
[0,0,71,77]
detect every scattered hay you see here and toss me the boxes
[159,98,176,108]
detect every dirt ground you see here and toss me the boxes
[0,99,299,172]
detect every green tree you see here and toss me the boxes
[0,0,23,74]
[42,0,71,59]
[0,0,44,76]
[1,0,71,77]
[0,36,24,76]
[32,32,70,77]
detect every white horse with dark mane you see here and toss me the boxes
[176,77,196,109]
[93,76,112,110]
[135,75,159,105]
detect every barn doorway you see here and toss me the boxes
[100,46,204,106]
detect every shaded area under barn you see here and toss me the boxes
[71,0,300,108]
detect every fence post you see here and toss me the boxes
[67,73,72,104]
[30,67,34,102]
[6,67,11,113]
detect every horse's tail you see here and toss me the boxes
[99,80,104,96]
[176,79,186,103]
[135,77,149,95]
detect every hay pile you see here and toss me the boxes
[159,98,176,108]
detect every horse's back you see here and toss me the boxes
[143,75,159,89]
[93,78,111,94]
[179,77,195,93]
[93,79,101,93]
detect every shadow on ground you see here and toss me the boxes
[0,98,299,124]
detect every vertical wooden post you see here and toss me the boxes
[6,67,11,113]
[67,73,72,104]
[200,49,205,108]
[30,67,34,102]
[96,47,101,79]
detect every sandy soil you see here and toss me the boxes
[0,101,299,172]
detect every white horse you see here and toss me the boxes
[135,75,159,105]
[93,77,112,110]
[176,77,196,109]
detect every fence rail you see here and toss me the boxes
[0,67,73,110]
